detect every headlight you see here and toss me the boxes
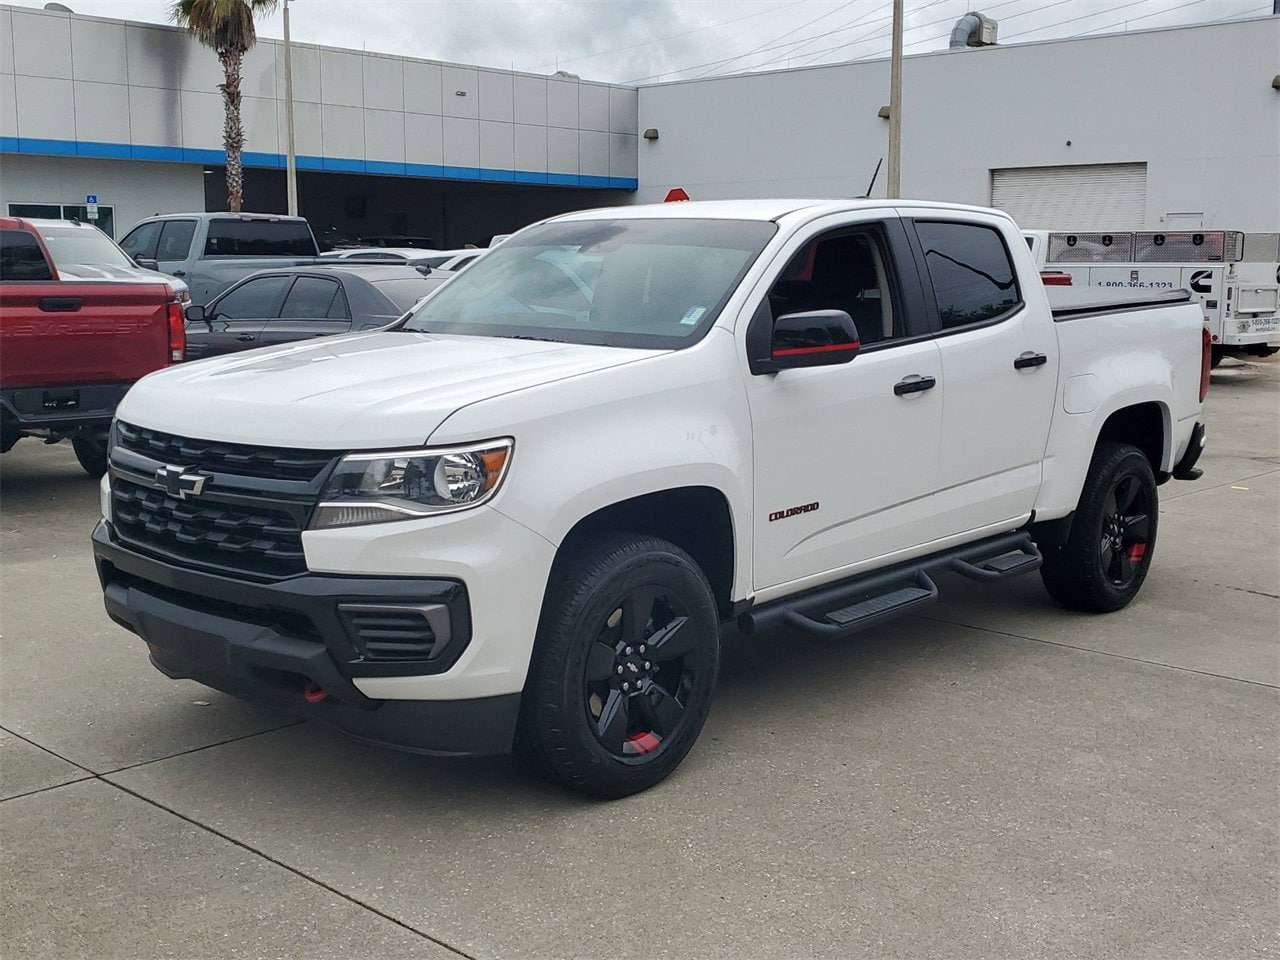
[310,439,513,529]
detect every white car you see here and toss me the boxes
[94,199,1208,798]
[319,246,445,262]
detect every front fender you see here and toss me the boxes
[429,336,755,601]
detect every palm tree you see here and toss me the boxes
[171,0,279,212]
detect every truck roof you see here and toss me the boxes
[0,217,105,231]
[548,198,1016,224]
[131,212,311,223]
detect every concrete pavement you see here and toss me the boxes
[2,358,1276,959]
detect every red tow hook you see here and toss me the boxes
[303,682,328,704]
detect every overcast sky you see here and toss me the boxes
[7,0,1271,83]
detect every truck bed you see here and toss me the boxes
[1047,287,1193,321]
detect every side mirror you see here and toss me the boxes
[184,304,206,323]
[753,310,860,374]
[135,257,159,271]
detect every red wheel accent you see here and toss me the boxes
[1128,543,1146,562]
[624,731,662,755]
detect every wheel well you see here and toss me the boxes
[1098,403,1165,471]
[559,487,736,620]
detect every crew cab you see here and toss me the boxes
[92,200,1209,798]
[119,213,321,306]
[1,218,186,475]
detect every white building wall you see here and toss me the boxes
[0,2,639,186]
[636,16,1280,232]
[0,154,204,234]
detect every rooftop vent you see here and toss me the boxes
[949,11,998,48]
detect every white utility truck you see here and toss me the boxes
[1025,229,1280,366]
[94,200,1209,798]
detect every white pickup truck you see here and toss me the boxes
[92,200,1209,798]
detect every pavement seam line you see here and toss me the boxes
[0,774,97,804]
[0,724,96,773]
[100,777,480,960]
[915,613,1280,689]
[0,718,303,779]
[99,719,306,776]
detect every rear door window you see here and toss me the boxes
[279,276,342,319]
[204,220,316,257]
[914,221,1022,330]
[213,275,292,318]
[0,230,54,281]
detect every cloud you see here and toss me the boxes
[6,0,1268,83]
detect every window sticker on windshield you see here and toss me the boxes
[680,306,707,325]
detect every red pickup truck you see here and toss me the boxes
[0,219,186,475]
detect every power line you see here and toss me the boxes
[1000,0,1213,42]
[528,0,813,71]
[688,0,879,78]
[622,0,890,82]
[1071,0,1266,37]
[761,0,956,70]
[696,0,972,78]
[771,0,1030,70]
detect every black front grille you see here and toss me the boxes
[116,421,335,482]
[111,478,306,577]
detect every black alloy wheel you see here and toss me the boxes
[1040,441,1159,613]
[1098,474,1152,588]
[583,585,698,760]
[516,534,720,798]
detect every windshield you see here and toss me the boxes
[396,218,777,348]
[38,226,135,271]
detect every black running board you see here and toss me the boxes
[740,530,1043,639]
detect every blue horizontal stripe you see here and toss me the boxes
[243,151,283,169]
[77,140,132,159]
[0,137,635,190]
[181,147,225,165]
[405,162,446,178]
[365,159,406,176]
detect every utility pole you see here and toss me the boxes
[886,0,904,198]
[283,0,298,216]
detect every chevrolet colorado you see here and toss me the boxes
[93,200,1209,797]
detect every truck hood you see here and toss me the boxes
[56,263,189,295]
[117,331,663,448]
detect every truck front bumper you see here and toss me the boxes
[92,521,521,756]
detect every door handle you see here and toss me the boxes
[1014,352,1048,370]
[39,297,82,312]
[172,270,187,277]
[894,375,937,396]
[235,334,256,342]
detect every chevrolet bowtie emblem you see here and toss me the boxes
[155,464,207,499]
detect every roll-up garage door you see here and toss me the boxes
[990,163,1147,230]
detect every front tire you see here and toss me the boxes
[515,533,720,799]
[1040,442,1158,613]
[72,433,109,478]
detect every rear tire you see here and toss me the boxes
[515,533,720,799]
[1210,346,1224,368]
[72,433,109,478]
[1040,442,1158,613]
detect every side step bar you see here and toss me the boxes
[740,530,1043,639]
